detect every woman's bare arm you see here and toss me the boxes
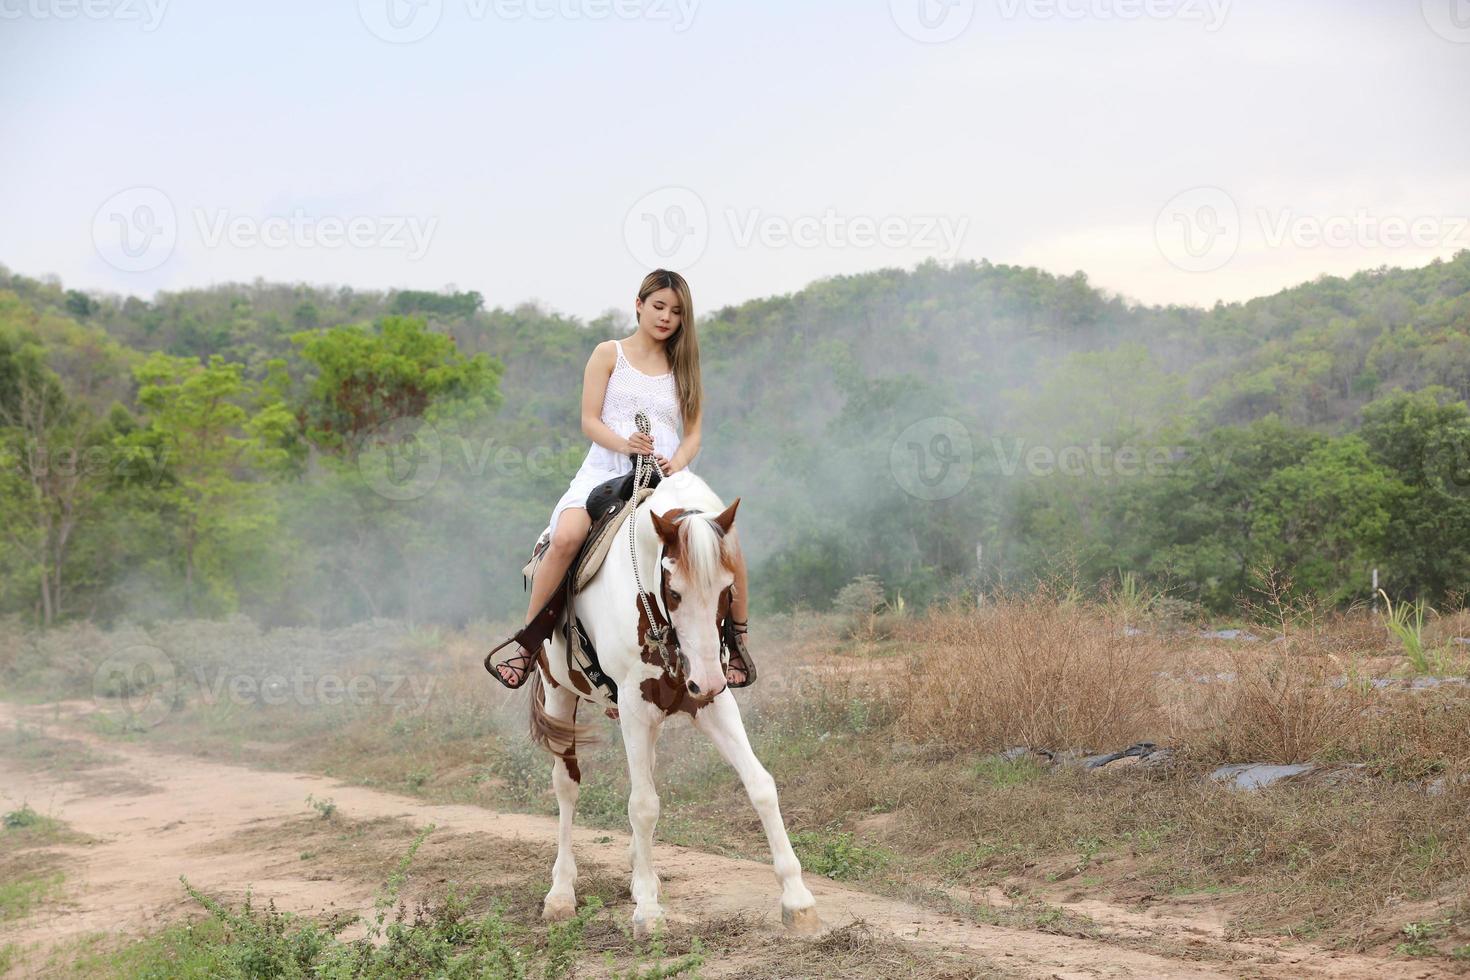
[581,342,636,454]
[669,409,701,472]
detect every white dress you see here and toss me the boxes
[544,338,691,538]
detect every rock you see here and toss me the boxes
[1208,762,1316,790]
[1197,628,1261,641]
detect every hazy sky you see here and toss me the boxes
[3,0,1468,321]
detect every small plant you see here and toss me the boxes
[790,828,891,881]
[833,574,885,640]
[605,930,705,979]
[1394,918,1448,957]
[305,794,336,820]
[1379,590,1455,675]
[3,804,41,830]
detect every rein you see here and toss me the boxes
[628,411,681,676]
[626,410,733,682]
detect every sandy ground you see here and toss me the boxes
[0,701,1455,980]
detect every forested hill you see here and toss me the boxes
[2,252,1468,628]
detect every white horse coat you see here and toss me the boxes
[528,470,820,937]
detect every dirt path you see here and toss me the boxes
[0,702,1449,980]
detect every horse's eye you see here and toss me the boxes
[670,590,681,602]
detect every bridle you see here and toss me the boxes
[627,410,735,683]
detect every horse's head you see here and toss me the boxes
[650,497,740,701]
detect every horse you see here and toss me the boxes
[526,469,821,939]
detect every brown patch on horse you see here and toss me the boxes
[567,667,594,697]
[633,572,708,718]
[560,699,582,783]
[536,647,560,689]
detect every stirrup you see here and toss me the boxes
[722,618,757,689]
[485,635,538,690]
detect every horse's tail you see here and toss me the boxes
[528,670,598,754]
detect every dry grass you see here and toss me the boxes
[11,587,1470,959]
[891,586,1165,752]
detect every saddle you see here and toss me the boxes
[490,469,657,701]
[486,464,753,698]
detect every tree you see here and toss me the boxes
[291,315,502,456]
[119,353,294,615]
[1358,387,1470,600]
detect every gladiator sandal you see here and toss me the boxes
[722,618,757,688]
[485,638,539,690]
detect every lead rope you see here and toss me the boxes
[627,411,677,674]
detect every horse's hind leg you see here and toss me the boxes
[541,684,582,921]
[693,693,821,934]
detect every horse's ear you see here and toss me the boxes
[651,508,682,543]
[712,497,740,536]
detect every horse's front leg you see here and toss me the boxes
[693,693,821,934]
[619,696,665,938]
[541,682,582,921]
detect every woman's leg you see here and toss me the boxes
[491,507,592,687]
[725,530,754,686]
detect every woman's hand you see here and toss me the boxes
[655,453,676,476]
[624,432,655,456]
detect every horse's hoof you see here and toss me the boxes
[542,896,576,922]
[782,903,822,935]
[632,909,665,940]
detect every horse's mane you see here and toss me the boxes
[647,473,737,593]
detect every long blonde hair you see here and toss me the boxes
[638,269,702,426]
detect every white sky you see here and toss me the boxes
[2,0,1468,320]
